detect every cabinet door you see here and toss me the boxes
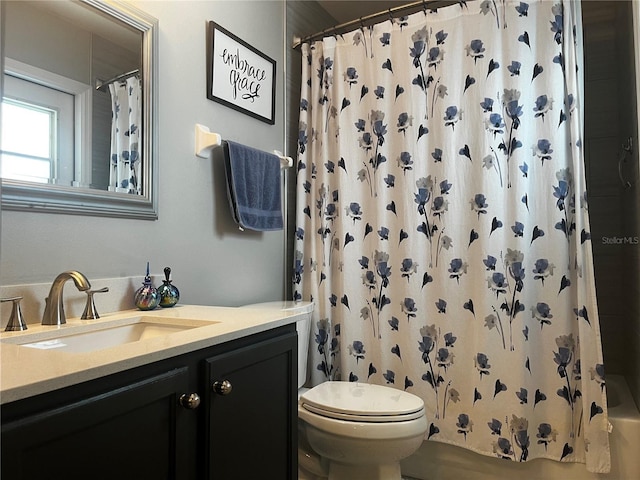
[2,367,192,480]
[205,332,297,480]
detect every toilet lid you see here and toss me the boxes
[300,382,425,422]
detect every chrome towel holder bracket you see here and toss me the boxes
[194,124,292,167]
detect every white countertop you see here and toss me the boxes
[0,304,303,404]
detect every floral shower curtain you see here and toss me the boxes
[109,75,141,194]
[294,0,610,473]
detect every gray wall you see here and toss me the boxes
[1,1,287,308]
[4,1,91,84]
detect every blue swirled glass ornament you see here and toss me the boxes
[134,262,159,310]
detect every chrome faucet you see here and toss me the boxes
[42,271,92,325]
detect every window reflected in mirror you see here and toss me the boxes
[2,0,141,193]
[1,0,157,219]
[2,77,73,185]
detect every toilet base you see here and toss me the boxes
[298,466,328,480]
[298,431,329,479]
[328,461,401,480]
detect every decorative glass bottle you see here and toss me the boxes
[134,262,159,310]
[158,267,180,308]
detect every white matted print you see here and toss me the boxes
[207,22,276,124]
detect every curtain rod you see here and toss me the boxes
[292,0,465,49]
[95,69,140,92]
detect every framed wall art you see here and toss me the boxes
[207,22,276,124]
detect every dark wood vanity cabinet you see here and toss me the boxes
[1,325,297,480]
[1,366,194,479]
[204,333,298,479]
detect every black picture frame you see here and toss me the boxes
[206,22,276,125]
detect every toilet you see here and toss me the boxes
[240,301,428,480]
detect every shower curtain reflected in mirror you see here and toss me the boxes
[294,0,611,473]
[109,75,141,194]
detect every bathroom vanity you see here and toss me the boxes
[0,306,299,479]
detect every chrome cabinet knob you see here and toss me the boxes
[179,393,201,409]
[212,380,233,396]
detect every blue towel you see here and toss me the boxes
[224,140,283,231]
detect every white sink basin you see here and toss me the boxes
[1,316,216,353]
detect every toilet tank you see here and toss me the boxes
[240,301,314,389]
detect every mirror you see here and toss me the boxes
[1,0,158,219]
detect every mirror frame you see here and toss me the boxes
[1,0,159,220]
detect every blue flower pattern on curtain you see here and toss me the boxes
[294,0,610,473]
[109,76,141,194]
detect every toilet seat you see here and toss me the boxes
[299,382,425,423]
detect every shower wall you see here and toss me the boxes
[617,0,640,406]
[582,1,640,407]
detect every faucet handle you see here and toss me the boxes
[2,296,28,331]
[81,287,109,320]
